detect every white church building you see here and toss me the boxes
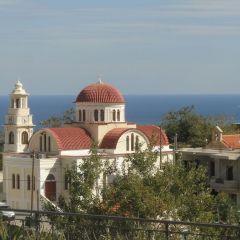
[2,80,173,210]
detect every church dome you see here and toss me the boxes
[76,81,125,104]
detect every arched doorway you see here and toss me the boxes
[45,174,56,201]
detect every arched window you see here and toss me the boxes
[17,174,20,189]
[126,136,129,151]
[22,131,28,144]
[79,110,82,122]
[94,109,99,121]
[64,174,70,190]
[27,175,31,190]
[48,136,51,152]
[44,133,47,152]
[117,110,120,121]
[135,136,139,151]
[131,133,134,151]
[40,136,43,152]
[46,174,55,181]
[83,110,86,121]
[16,98,20,108]
[9,132,14,144]
[112,110,116,121]
[100,109,105,121]
[45,174,56,201]
[12,174,15,189]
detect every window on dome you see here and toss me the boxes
[113,110,116,121]
[83,110,86,121]
[22,131,28,144]
[117,110,120,121]
[9,132,14,144]
[126,136,129,151]
[131,133,134,151]
[12,174,15,189]
[94,109,99,121]
[100,109,105,121]
[79,110,82,122]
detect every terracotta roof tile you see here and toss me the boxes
[45,128,92,150]
[76,82,125,103]
[222,135,240,149]
[100,125,169,149]
[100,128,132,149]
[137,125,169,146]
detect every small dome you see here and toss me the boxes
[76,81,125,104]
[11,80,28,95]
[15,80,23,89]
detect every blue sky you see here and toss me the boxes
[0,0,240,95]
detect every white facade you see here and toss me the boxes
[4,81,34,153]
[2,81,173,210]
[180,126,240,205]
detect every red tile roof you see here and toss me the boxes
[76,82,125,104]
[45,128,92,150]
[100,125,169,149]
[137,125,169,146]
[222,135,240,149]
[100,128,132,149]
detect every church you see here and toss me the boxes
[2,80,173,210]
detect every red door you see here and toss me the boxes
[45,174,56,201]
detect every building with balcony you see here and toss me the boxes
[180,126,240,204]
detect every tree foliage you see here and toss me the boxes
[102,147,237,223]
[50,145,238,224]
[161,106,237,147]
[40,108,75,128]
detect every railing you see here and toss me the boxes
[2,209,239,240]
[211,178,239,191]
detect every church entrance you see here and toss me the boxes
[45,174,56,201]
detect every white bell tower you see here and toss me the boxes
[4,80,34,153]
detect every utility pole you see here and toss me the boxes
[159,126,162,169]
[31,151,35,214]
[173,133,178,163]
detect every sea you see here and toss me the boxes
[0,95,240,130]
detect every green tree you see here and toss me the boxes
[40,108,75,128]
[45,144,238,239]
[62,144,103,213]
[161,106,237,147]
[102,147,226,223]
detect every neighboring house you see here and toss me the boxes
[2,80,173,210]
[180,126,240,204]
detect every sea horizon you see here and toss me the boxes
[1,94,240,130]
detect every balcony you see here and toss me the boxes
[210,178,238,192]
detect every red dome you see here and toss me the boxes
[76,82,125,103]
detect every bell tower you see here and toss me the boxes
[4,80,34,153]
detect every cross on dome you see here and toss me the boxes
[97,74,103,84]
